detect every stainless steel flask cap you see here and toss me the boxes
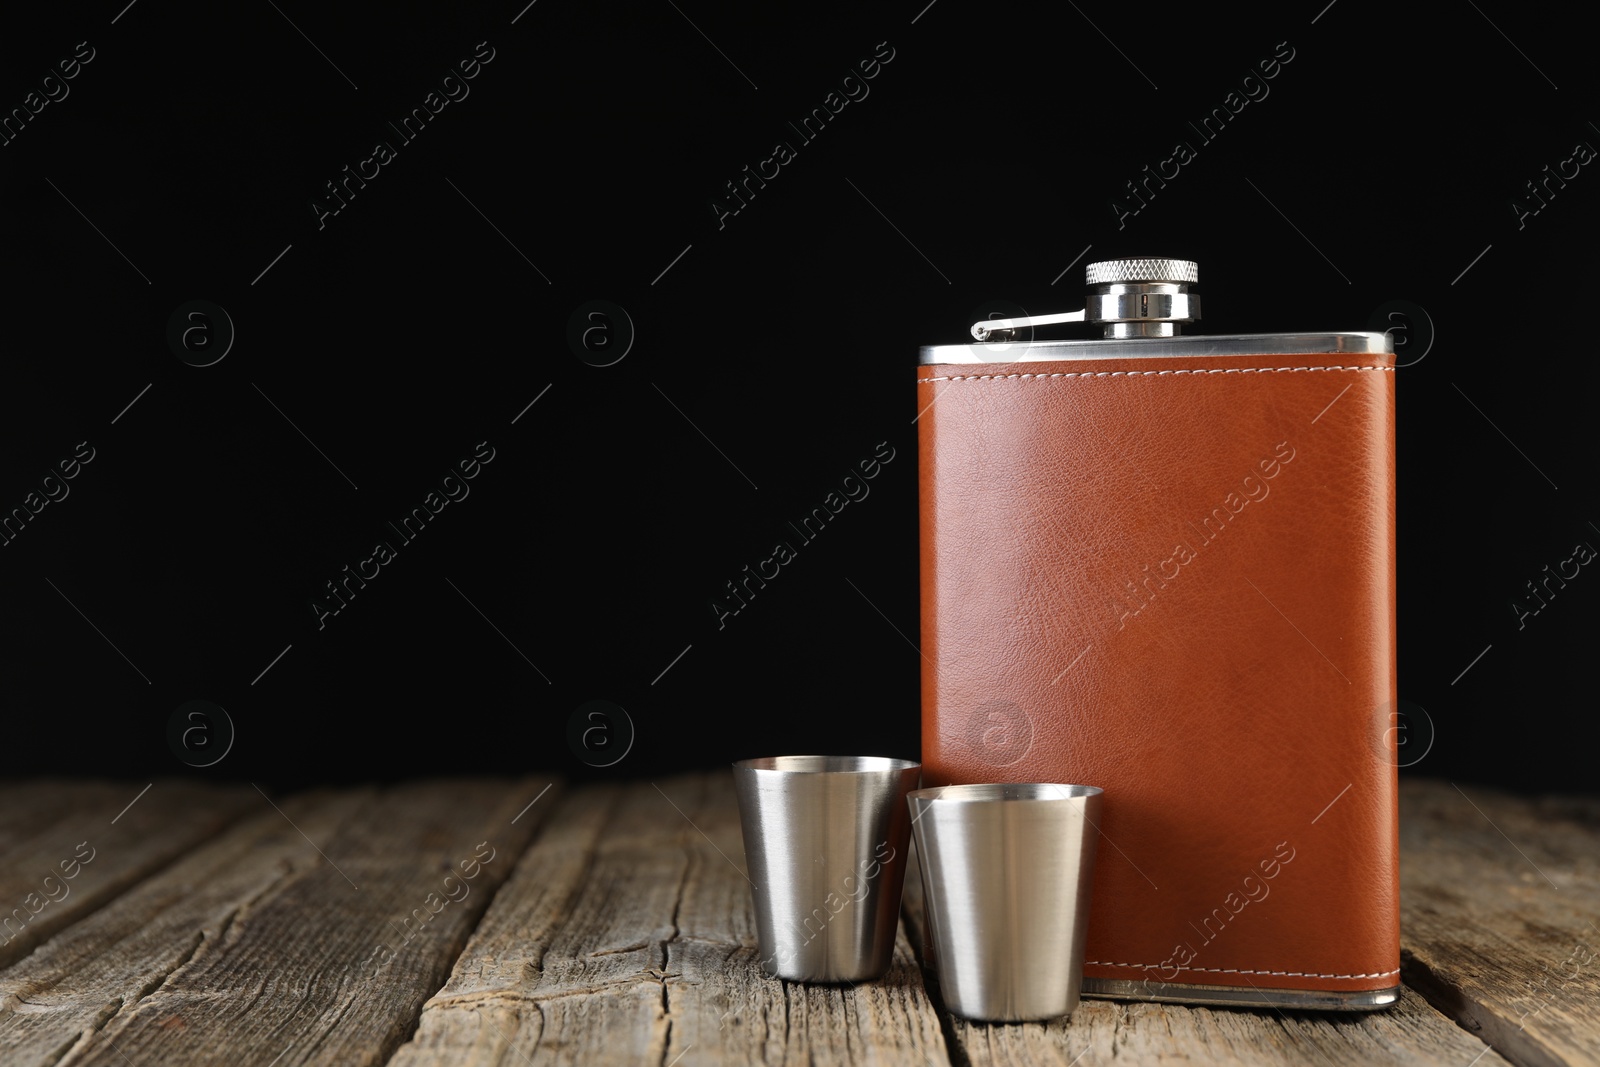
[971,257,1201,341]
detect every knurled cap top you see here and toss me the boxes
[1085,258,1199,285]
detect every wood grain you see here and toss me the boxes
[45,777,557,1067]
[0,776,1592,1066]
[0,779,255,970]
[385,774,953,1067]
[1399,780,1600,1067]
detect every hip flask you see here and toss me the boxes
[916,258,1399,1010]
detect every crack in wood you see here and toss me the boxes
[124,930,205,1012]
[420,975,667,1009]
[587,941,650,957]
[651,821,694,1067]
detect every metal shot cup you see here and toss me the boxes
[908,783,1104,1022]
[733,755,921,983]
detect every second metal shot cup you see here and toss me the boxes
[733,755,920,983]
[909,782,1104,1022]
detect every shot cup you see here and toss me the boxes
[733,755,921,983]
[908,782,1103,1021]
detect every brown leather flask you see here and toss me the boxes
[917,258,1399,1010]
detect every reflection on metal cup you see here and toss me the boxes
[909,782,1103,1022]
[733,755,921,983]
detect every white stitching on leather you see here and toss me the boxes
[916,366,1396,383]
[1084,961,1401,979]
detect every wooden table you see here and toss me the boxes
[0,777,1594,1066]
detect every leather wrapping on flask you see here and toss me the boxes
[917,350,1399,997]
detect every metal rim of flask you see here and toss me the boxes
[942,256,1392,362]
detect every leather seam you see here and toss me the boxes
[1085,961,1401,979]
[917,366,1396,383]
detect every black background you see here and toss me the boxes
[1,0,1595,793]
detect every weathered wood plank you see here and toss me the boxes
[0,779,255,970]
[52,777,557,1067]
[1400,779,1600,1067]
[0,787,370,1065]
[8,775,1583,1066]
[899,810,1516,1067]
[385,773,953,1067]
